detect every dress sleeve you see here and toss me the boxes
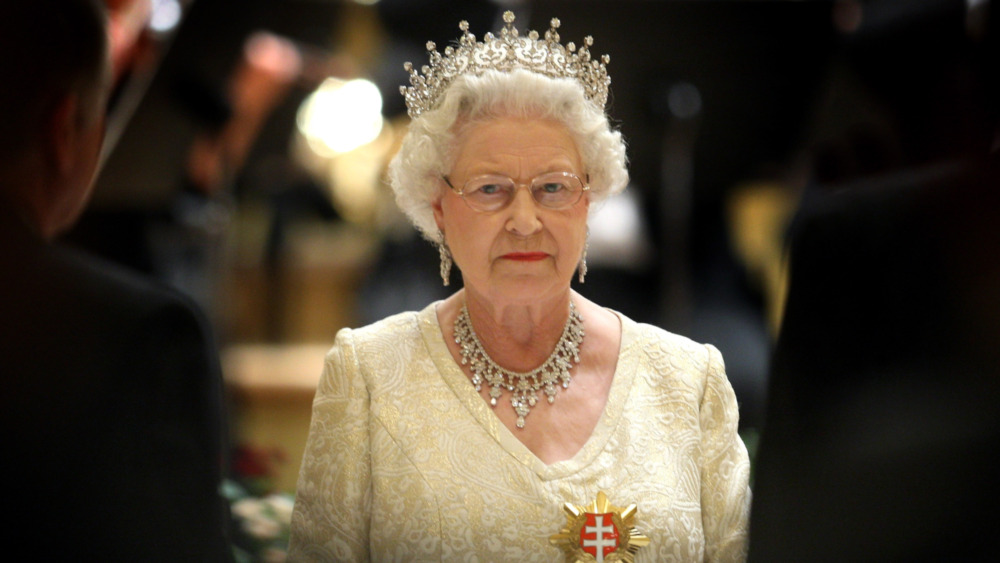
[288,328,372,562]
[699,344,752,563]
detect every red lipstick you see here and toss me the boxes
[502,252,548,261]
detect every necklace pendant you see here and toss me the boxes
[514,401,530,417]
[455,302,584,430]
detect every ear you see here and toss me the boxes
[431,182,448,233]
[432,196,445,231]
[45,93,80,178]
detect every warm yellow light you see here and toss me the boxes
[296,78,384,156]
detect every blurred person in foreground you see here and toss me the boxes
[0,0,231,558]
[289,12,750,561]
[748,1,1000,561]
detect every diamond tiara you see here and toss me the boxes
[400,10,611,119]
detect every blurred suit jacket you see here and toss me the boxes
[748,154,1000,562]
[0,208,231,561]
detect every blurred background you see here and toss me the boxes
[61,0,996,555]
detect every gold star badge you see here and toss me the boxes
[549,491,650,562]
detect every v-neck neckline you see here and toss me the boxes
[417,301,638,481]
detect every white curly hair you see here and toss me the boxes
[387,68,628,243]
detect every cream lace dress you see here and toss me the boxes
[288,303,750,562]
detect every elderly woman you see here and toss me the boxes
[289,12,750,562]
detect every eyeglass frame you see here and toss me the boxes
[441,171,591,212]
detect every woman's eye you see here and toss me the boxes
[478,184,503,195]
[541,182,566,193]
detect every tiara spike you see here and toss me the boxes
[400,10,611,118]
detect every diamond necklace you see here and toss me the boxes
[454,302,584,429]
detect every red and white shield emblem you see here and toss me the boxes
[579,512,619,562]
[551,491,649,562]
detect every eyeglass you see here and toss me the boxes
[442,171,590,212]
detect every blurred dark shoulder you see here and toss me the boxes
[0,208,214,422]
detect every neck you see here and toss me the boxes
[462,287,574,370]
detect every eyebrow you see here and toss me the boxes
[460,165,582,180]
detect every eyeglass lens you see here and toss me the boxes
[461,172,585,211]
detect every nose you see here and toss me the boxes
[505,184,542,236]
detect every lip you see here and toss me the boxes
[501,252,549,261]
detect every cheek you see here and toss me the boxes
[440,197,470,236]
[566,213,590,253]
[441,200,491,259]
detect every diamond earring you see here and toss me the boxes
[438,235,453,286]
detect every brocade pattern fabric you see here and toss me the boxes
[289,303,750,562]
